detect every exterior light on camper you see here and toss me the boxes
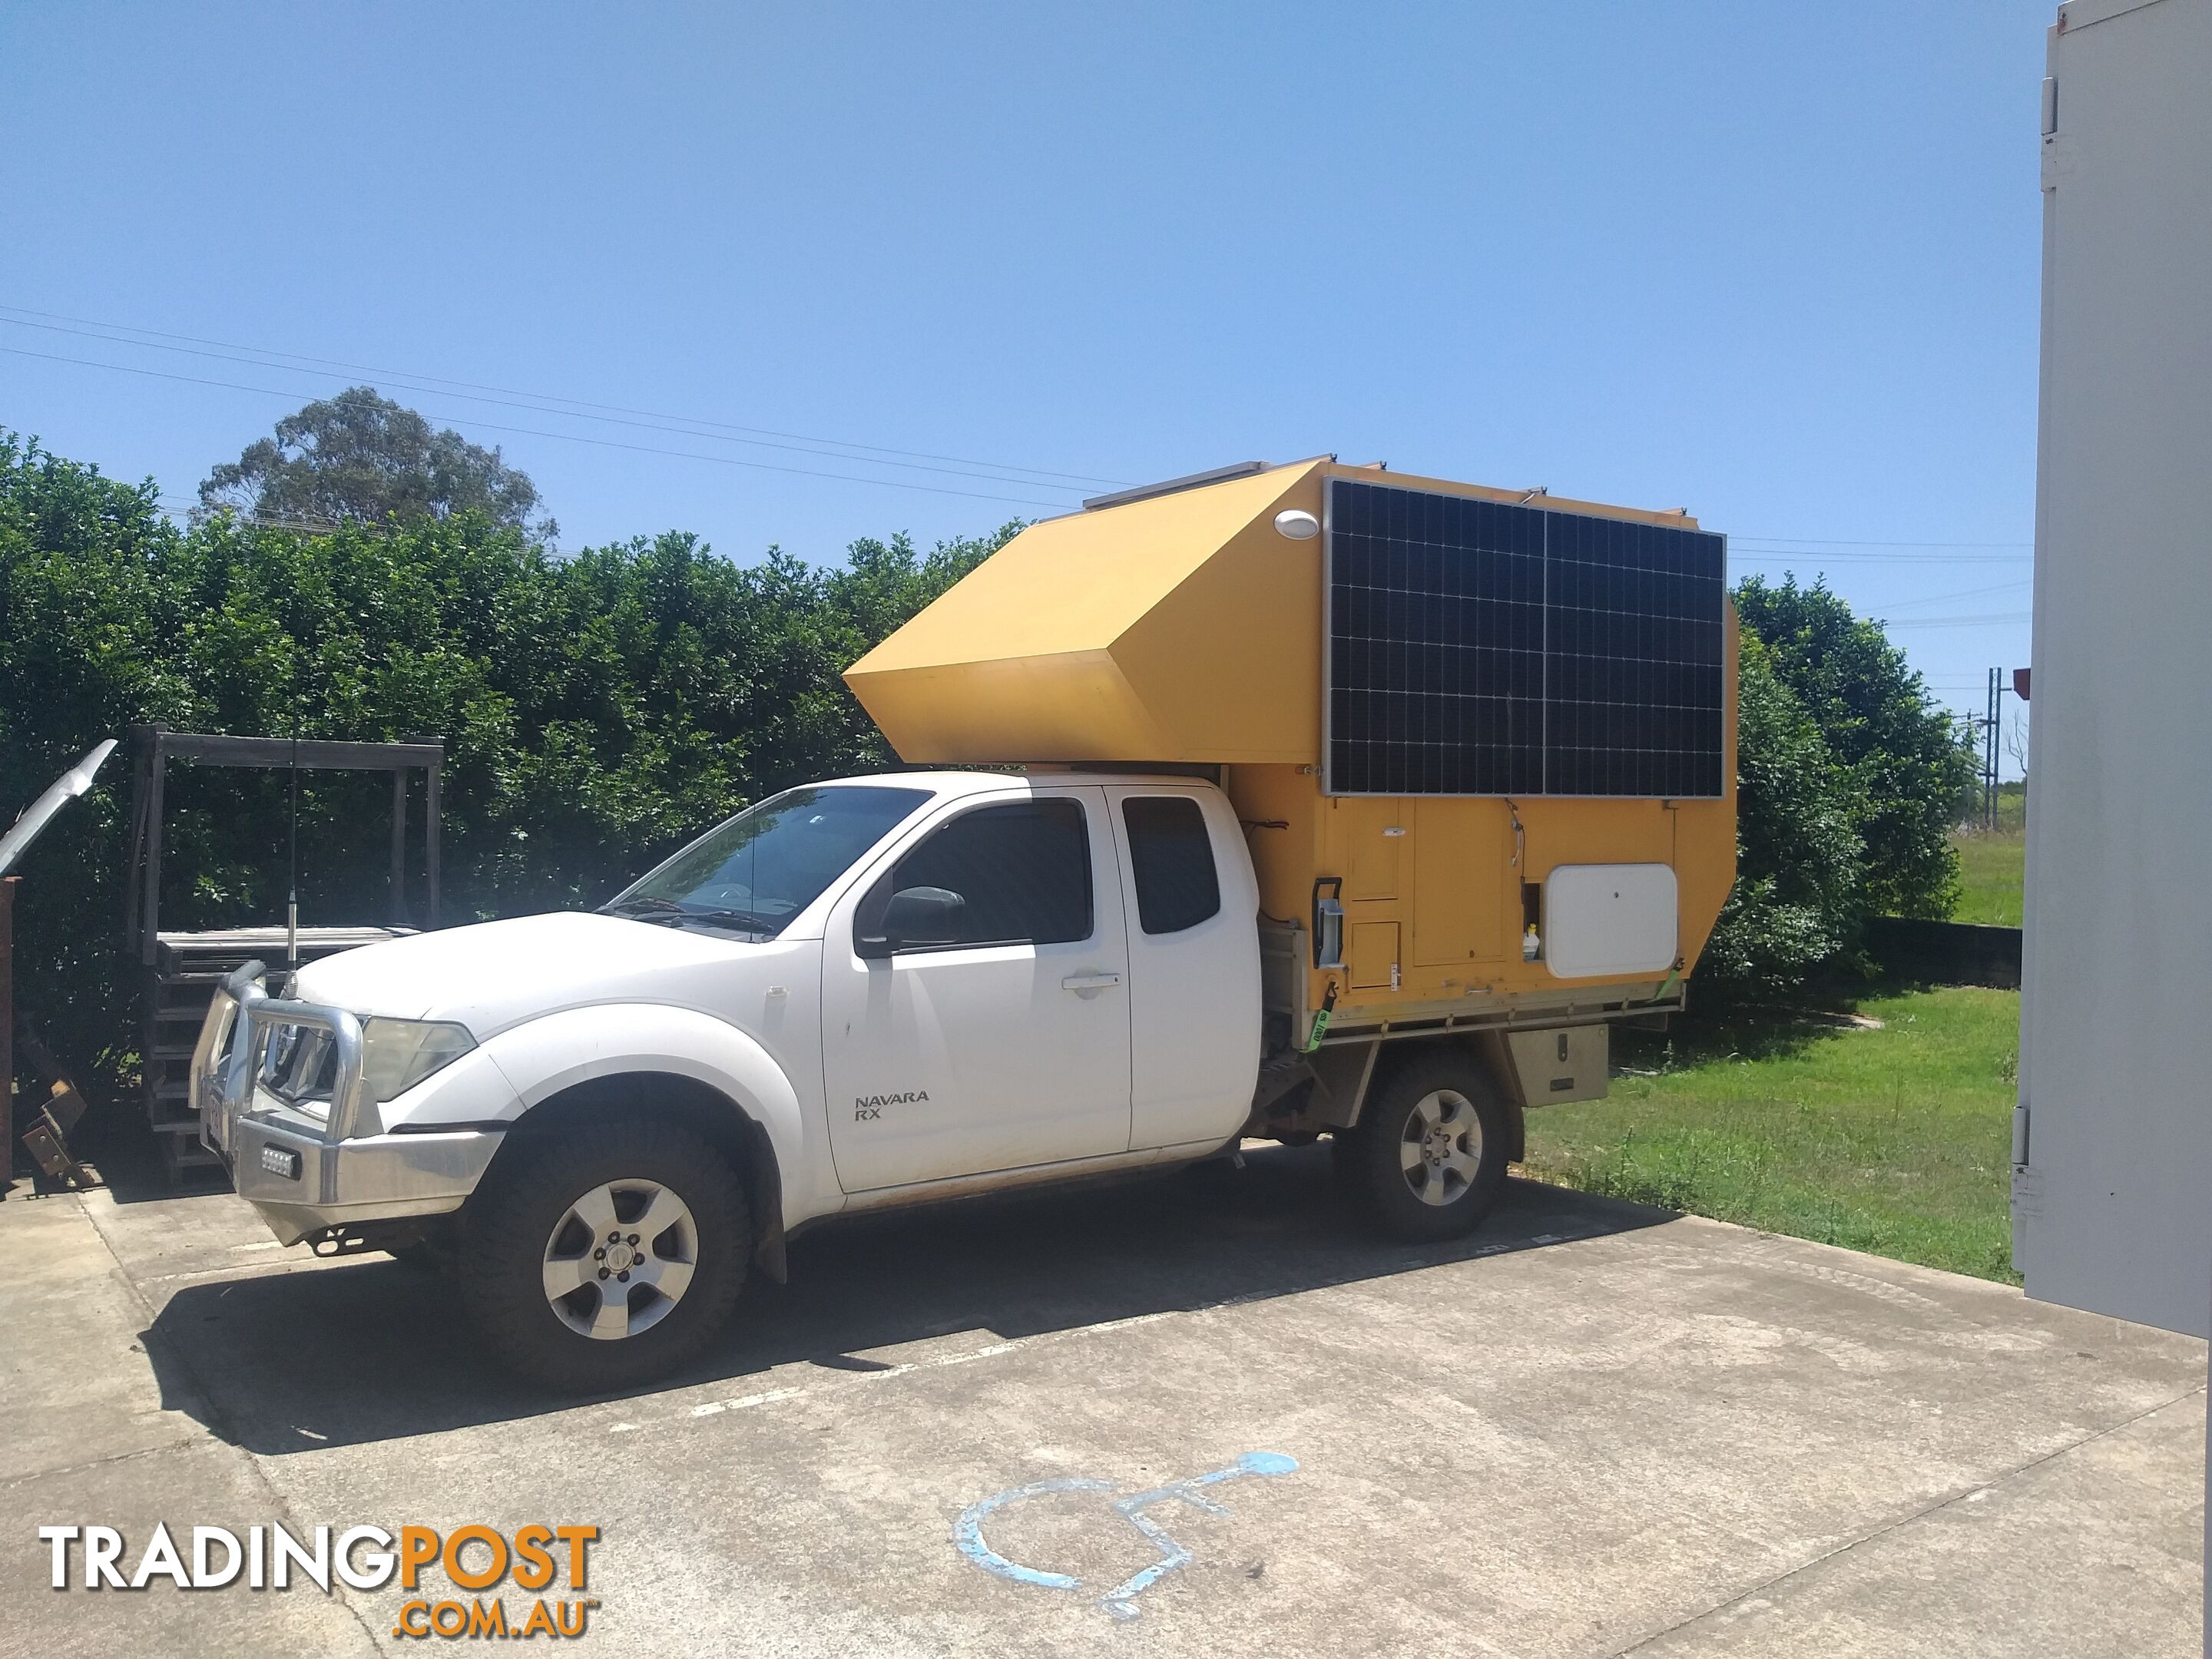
[1273,509,1320,541]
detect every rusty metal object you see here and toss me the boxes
[6,1008,98,1190]
[23,1081,96,1187]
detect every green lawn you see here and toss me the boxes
[1949,785,2026,926]
[1949,828,2025,926]
[1519,986,2020,1283]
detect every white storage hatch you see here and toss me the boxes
[1545,864,1678,979]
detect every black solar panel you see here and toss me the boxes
[1325,478,1725,798]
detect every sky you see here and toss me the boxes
[1,2,2045,761]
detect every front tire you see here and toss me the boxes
[1335,1052,1512,1242]
[459,1118,748,1392]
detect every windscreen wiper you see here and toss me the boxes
[601,896,684,917]
[603,897,774,935]
[671,908,777,935]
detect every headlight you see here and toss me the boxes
[359,1018,477,1105]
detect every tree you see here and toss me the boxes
[1698,632,1863,996]
[2002,707,2028,789]
[197,386,555,540]
[1732,575,1976,919]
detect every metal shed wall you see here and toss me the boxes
[2015,0,2212,1338]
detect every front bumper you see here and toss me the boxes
[222,1110,504,1245]
[193,965,504,1246]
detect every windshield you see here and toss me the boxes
[603,784,931,938]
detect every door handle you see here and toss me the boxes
[1061,971,1123,992]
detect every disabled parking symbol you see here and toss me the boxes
[954,1451,1299,1620]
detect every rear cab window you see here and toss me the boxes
[1121,796,1221,934]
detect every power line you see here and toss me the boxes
[0,313,1109,496]
[1,300,2045,555]
[1733,534,2029,548]
[1730,550,2031,565]
[144,485,2054,625]
[0,316,1100,495]
[0,302,1128,492]
[1863,578,2033,614]
[0,345,1074,510]
[152,494,399,536]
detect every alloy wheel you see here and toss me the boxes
[1397,1089,1483,1207]
[539,1178,699,1340]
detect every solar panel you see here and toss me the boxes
[1325,478,1726,798]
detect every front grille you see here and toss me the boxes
[258,1023,336,1118]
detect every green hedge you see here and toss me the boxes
[0,434,1008,1086]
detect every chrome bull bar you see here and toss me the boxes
[190,960,502,1245]
[195,959,371,1197]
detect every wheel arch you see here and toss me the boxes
[471,1005,816,1283]
[1367,1035,1526,1164]
[1296,1035,1526,1162]
[493,1071,790,1281]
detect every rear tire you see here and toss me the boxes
[1335,1051,1512,1242]
[459,1117,748,1392]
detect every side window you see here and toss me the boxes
[1122,796,1221,934]
[872,799,1094,949]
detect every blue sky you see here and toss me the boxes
[2,2,2042,750]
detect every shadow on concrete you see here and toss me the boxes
[142,1146,1672,1455]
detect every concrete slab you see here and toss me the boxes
[0,1193,205,1484]
[1,1146,2202,1657]
[1630,1392,2207,1657]
[0,1439,382,1657]
[75,1171,336,1289]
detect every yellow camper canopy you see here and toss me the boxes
[845,459,1704,766]
[846,461,1326,764]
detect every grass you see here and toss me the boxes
[1947,781,2026,926]
[1949,829,2025,926]
[1519,985,2021,1283]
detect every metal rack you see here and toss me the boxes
[122,725,445,1184]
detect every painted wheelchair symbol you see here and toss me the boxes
[954,1451,1298,1621]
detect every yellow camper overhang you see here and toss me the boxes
[845,459,1330,763]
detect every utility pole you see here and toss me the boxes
[1991,667,2008,831]
[1984,667,2007,830]
[1959,710,1981,830]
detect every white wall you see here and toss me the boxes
[2016,0,2212,1338]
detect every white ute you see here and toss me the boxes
[195,458,1743,1392]
[196,771,1339,1390]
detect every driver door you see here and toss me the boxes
[820,787,1133,1191]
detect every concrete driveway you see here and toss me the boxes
[2,1147,2203,1657]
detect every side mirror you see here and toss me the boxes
[882,886,964,951]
